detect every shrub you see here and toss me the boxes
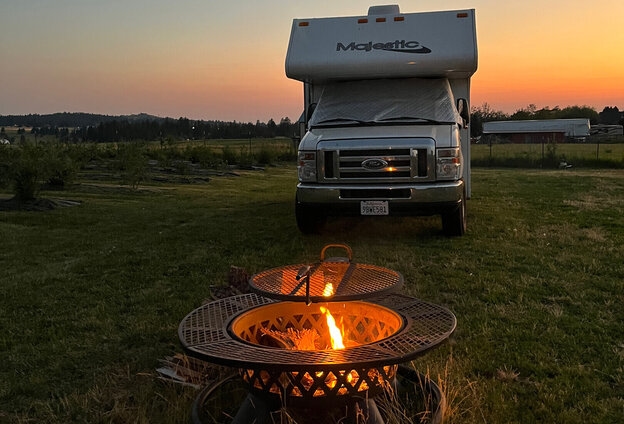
[44,144,79,188]
[0,142,81,200]
[255,146,275,165]
[222,145,238,165]
[0,145,16,190]
[118,143,148,189]
[182,145,221,168]
[17,144,44,200]
[1,143,47,201]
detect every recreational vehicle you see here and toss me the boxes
[286,5,478,235]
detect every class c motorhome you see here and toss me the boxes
[286,5,478,236]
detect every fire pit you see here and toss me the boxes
[230,299,402,400]
[178,245,456,422]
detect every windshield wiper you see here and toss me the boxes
[311,118,371,128]
[376,116,447,124]
[311,116,455,129]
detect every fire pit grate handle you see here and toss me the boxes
[320,244,352,263]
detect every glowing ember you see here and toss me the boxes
[320,306,345,349]
[260,327,319,350]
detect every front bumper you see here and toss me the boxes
[296,180,464,217]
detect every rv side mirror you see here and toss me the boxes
[306,103,317,122]
[457,98,470,125]
[298,121,306,140]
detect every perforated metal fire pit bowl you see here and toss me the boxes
[179,292,456,403]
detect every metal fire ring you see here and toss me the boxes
[249,244,404,302]
[178,292,456,370]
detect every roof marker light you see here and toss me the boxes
[298,21,309,27]
[376,17,386,23]
[358,18,368,24]
[457,12,468,18]
[394,16,405,22]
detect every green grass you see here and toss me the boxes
[471,142,624,168]
[1,166,623,423]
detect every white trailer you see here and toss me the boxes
[483,119,591,139]
[286,5,478,236]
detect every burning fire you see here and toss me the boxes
[320,281,345,350]
[319,306,345,349]
[322,282,334,297]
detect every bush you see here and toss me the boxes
[117,142,147,189]
[0,142,80,200]
[4,143,47,201]
[68,143,102,167]
[45,144,79,188]
[221,145,238,165]
[255,146,275,165]
[0,145,17,190]
[182,145,221,168]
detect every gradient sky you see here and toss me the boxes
[2,0,623,123]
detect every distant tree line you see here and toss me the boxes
[0,113,297,143]
[0,112,129,128]
[70,117,295,143]
[470,104,623,137]
[2,105,623,142]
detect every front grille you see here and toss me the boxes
[320,139,435,183]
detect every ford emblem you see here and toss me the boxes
[361,158,388,170]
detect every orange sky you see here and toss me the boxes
[472,1,624,113]
[1,1,623,122]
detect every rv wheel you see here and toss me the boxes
[442,189,466,237]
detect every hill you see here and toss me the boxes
[0,112,163,128]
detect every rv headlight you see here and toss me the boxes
[298,151,317,182]
[436,148,462,180]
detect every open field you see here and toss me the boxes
[1,166,623,423]
[471,141,624,168]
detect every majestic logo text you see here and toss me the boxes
[336,40,431,54]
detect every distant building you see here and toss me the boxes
[590,124,623,136]
[482,118,590,143]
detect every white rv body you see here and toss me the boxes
[286,5,478,235]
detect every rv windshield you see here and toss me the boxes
[309,78,462,128]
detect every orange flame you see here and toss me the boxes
[323,282,334,297]
[319,306,344,349]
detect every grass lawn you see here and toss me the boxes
[1,166,623,423]
[471,142,624,168]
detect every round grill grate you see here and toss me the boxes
[249,244,403,302]
[179,292,456,370]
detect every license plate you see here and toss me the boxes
[360,201,389,216]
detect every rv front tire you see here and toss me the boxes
[295,199,325,234]
[441,188,466,237]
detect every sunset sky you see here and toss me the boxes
[2,0,623,123]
